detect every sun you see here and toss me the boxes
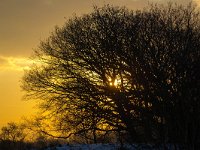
[108,78,120,87]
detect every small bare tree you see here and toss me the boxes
[0,122,25,142]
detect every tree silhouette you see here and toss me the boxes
[22,3,200,148]
[0,122,25,142]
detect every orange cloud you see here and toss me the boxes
[194,0,200,6]
[0,56,34,71]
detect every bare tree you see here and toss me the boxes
[0,122,25,142]
[22,3,200,148]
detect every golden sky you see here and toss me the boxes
[0,0,194,128]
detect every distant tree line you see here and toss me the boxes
[0,121,65,150]
[22,3,200,149]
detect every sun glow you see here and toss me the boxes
[108,78,120,87]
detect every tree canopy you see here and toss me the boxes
[22,3,200,148]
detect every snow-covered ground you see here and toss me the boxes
[51,144,120,150]
[45,143,181,150]
[46,144,140,150]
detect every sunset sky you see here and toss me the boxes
[0,0,195,128]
